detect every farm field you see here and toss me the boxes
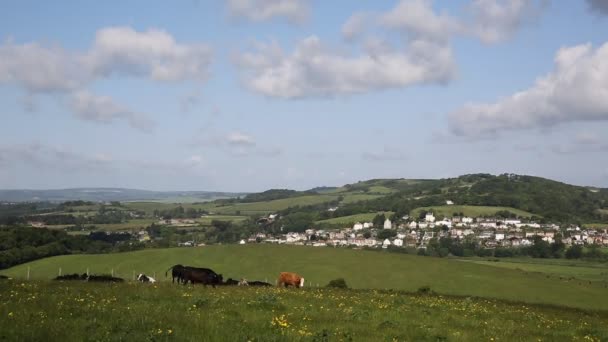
[316,212,394,225]
[460,258,608,283]
[3,245,608,311]
[195,215,248,225]
[45,219,157,232]
[1,281,606,341]
[411,205,535,218]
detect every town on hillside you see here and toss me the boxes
[244,211,608,250]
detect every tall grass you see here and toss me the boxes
[0,281,606,341]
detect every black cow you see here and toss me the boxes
[181,267,223,287]
[248,281,273,287]
[0,275,9,280]
[222,278,239,286]
[165,264,186,284]
[54,273,88,281]
[86,274,124,283]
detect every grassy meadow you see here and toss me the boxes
[3,245,608,311]
[411,205,535,218]
[1,281,607,341]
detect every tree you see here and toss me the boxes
[377,229,396,240]
[565,245,583,259]
[373,213,386,228]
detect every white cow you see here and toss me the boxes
[137,273,156,283]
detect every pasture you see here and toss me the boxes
[0,281,606,341]
[3,245,608,311]
[410,205,535,219]
[460,258,608,283]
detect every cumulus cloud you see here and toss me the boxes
[236,0,545,98]
[69,91,155,132]
[235,36,455,98]
[587,0,608,16]
[468,0,547,44]
[448,42,608,137]
[226,0,309,22]
[0,26,212,130]
[0,27,212,93]
[380,0,462,42]
[86,27,212,82]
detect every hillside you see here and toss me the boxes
[4,245,608,310]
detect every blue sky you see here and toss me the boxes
[1,0,608,192]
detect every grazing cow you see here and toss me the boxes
[248,280,272,287]
[277,272,304,288]
[137,273,156,283]
[181,267,223,287]
[85,274,124,283]
[222,278,239,286]
[165,264,186,284]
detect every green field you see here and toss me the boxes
[460,258,608,282]
[1,281,606,341]
[316,212,394,226]
[46,219,157,232]
[196,215,248,225]
[3,245,608,311]
[411,205,535,218]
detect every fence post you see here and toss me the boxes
[59,267,62,276]
[153,272,156,279]
[111,268,114,277]
[86,268,89,276]
[27,267,30,281]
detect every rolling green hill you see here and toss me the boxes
[411,205,535,219]
[3,245,608,310]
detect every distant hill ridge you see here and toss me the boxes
[0,188,247,203]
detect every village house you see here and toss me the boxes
[383,219,392,229]
[425,213,436,223]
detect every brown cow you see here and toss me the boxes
[277,272,304,288]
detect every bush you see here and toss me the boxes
[326,278,348,289]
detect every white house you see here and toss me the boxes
[425,213,436,223]
[382,239,391,248]
[446,200,454,205]
[393,238,403,247]
[363,222,373,229]
[495,233,505,241]
[418,222,429,229]
[409,221,417,229]
[462,217,474,224]
[239,239,246,245]
[384,219,393,229]
[436,219,452,228]
[353,222,364,231]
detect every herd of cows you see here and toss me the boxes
[51,264,305,289]
[163,264,305,288]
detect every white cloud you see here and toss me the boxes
[0,26,212,130]
[468,0,546,44]
[587,0,608,16]
[0,26,212,93]
[236,0,546,98]
[87,26,212,82]
[341,13,373,41]
[236,35,456,98]
[448,42,608,137]
[362,146,408,162]
[226,0,309,22]
[380,0,462,42]
[69,91,155,132]
[226,131,256,146]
